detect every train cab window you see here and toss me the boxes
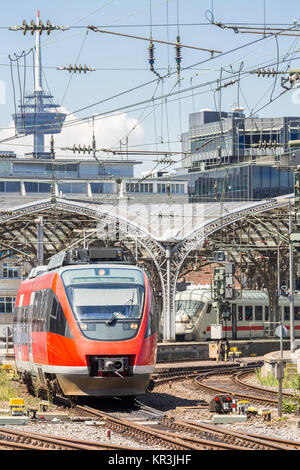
[265,306,269,321]
[61,267,146,341]
[238,306,243,321]
[245,306,253,321]
[206,303,212,314]
[175,300,204,317]
[255,306,263,321]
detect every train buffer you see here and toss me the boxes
[228,347,242,362]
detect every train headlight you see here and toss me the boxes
[79,323,88,331]
[130,323,139,330]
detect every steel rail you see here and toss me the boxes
[194,369,279,405]
[233,370,300,401]
[73,403,294,450]
[74,404,201,450]
[0,426,141,451]
[163,417,295,450]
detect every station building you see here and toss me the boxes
[0,150,188,338]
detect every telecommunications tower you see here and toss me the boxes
[12,10,66,158]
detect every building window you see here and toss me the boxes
[24,182,51,193]
[0,296,16,313]
[125,183,153,193]
[91,182,115,194]
[58,183,86,194]
[0,181,20,193]
[3,263,20,278]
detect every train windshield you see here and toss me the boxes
[175,300,204,317]
[61,267,145,341]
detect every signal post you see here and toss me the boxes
[210,258,235,361]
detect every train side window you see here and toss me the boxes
[43,289,51,319]
[265,306,269,321]
[50,295,59,320]
[238,305,243,321]
[206,303,212,314]
[145,292,158,338]
[38,290,43,321]
[295,306,300,320]
[255,306,262,321]
[245,306,253,321]
[33,291,41,319]
[284,306,289,320]
[49,294,70,337]
[17,305,22,323]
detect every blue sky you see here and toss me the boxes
[1,0,300,175]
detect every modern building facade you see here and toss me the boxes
[179,109,299,202]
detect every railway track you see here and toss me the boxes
[0,426,142,450]
[4,361,299,451]
[192,367,299,407]
[233,369,300,401]
[71,402,299,450]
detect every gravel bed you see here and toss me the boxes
[2,372,300,449]
[139,379,300,443]
[11,420,164,450]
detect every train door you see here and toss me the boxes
[253,305,264,337]
[15,294,24,361]
[231,304,237,340]
[294,304,300,338]
[27,291,35,372]
[264,305,271,336]
[237,304,244,339]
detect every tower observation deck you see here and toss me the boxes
[12,11,66,158]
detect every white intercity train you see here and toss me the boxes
[175,287,300,341]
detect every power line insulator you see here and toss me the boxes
[175,35,182,77]
[57,64,95,73]
[148,39,155,70]
[38,20,43,35]
[30,20,35,35]
[22,20,29,35]
[10,19,69,34]
[46,20,52,35]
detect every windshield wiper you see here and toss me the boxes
[124,297,134,316]
[106,312,119,326]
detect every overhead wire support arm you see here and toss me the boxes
[87,25,222,55]
[210,18,300,37]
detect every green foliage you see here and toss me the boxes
[256,368,300,414]
[282,395,300,414]
[0,368,40,409]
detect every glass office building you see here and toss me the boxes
[187,165,294,202]
[179,109,298,202]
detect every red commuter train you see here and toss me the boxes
[13,248,158,397]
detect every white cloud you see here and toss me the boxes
[0,108,144,158]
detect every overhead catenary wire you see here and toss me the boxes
[2,14,300,161]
